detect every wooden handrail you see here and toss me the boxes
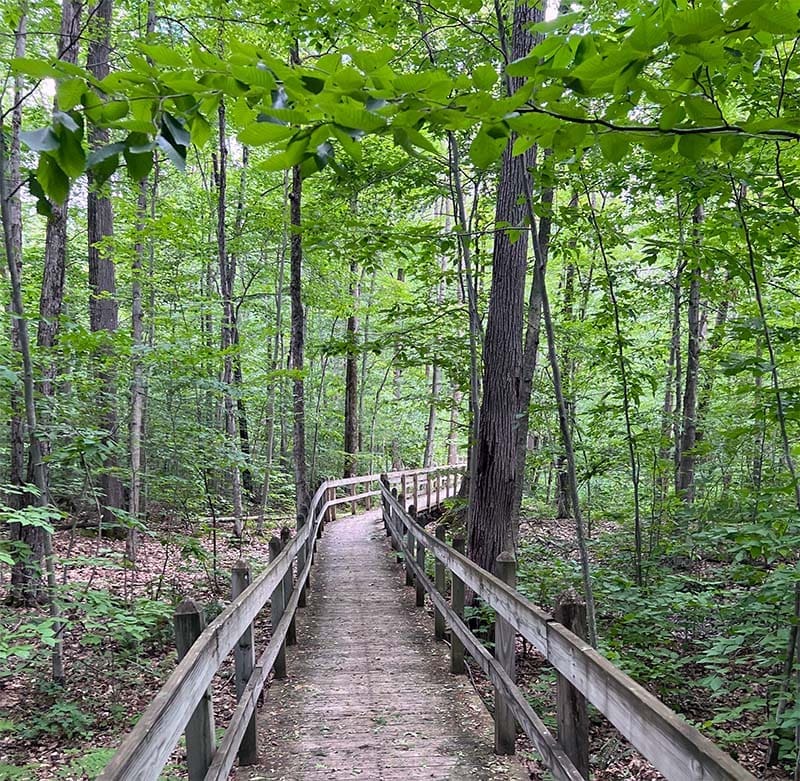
[380,484,755,781]
[100,465,460,781]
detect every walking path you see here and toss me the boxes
[238,509,527,780]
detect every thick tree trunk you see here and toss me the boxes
[511,174,555,530]
[289,161,309,510]
[447,386,461,465]
[87,0,124,530]
[343,260,359,478]
[677,203,704,505]
[468,0,541,573]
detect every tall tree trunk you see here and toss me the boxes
[6,2,30,601]
[512,172,556,532]
[423,364,441,468]
[258,173,288,533]
[468,0,541,572]
[343,260,359,478]
[676,203,704,505]
[289,156,309,510]
[0,122,65,683]
[447,386,461,465]
[126,0,156,564]
[87,0,124,530]
[391,267,405,470]
[214,101,244,536]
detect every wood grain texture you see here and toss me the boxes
[238,509,526,781]
[382,488,755,781]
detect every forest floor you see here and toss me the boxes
[0,510,288,780]
[0,505,791,780]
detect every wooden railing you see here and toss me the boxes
[379,480,756,781]
[99,465,462,781]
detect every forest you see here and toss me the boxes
[1,0,799,777]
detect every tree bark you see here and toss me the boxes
[289,159,309,510]
[468,0,541,573]
[676,203,704,505]
[343,260,359,478]
[87,0,124,530]
[214,100,244,536]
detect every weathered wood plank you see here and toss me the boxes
[382,487,756,781]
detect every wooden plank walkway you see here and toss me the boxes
[237,508,528,781]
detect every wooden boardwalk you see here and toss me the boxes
[238,508,527,781]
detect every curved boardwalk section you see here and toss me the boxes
[238,509,526,781]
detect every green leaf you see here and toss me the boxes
[28,174,52,217]
[10,57,59,79]
[140,44,188,68]
[472,64,498,90]
[598,133,630,163]
[677,133,712,160]
[19,127,59,153]
[56,79,85,111]
[123,133,154,181]
[238,122,296,145]
[87,143,125,187]
[36,155,69,205]
[332,104,386,132]
[469,127,506,168]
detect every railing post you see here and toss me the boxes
[426,475,432,512]
[436,472,441,506]
[413,473,419,507]
[174,599,215,781]
[494,552,517,755]
[296,512,307,608]
[269,536,287,679]
[327,485,336,526]
[401,474,408,509]
[365,478,373,511]
[350,482,357,515]
[281,526,296,646]
[405,506,415,587]
[391,487,402,562]
[231,561,258,766]
[451,536,465,675]
[415,533,425,608]
[434,525,446,640]
[555,591,590,778]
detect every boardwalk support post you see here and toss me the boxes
[281,526,296,646]
[174,599,215,780]
[450,536,466,675]
[297,512,308,607]
[269,536,287,679]
[434,525,446,640]
[415,534,426,608]
[555,590,590,778]
[231,561,258,766]
[494,551,517,755]
[405,506,415,586]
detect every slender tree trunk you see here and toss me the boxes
[468,0,541,572]
[447,386,461,465]
[258,174,288,533]
[677,203,704,505]
[423,364,441,467]
[214,101,244,535]
[289,156,309,510]
[6,3,30,601]
[391,267,405,470]
[343,260,359,478]
[126,0,156,563]
[0,127,65,683]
